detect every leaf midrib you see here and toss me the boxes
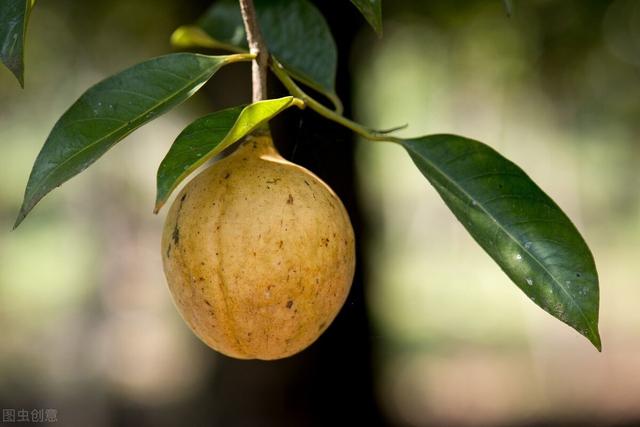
[406,141,597,340]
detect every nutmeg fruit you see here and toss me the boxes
[161,134,355,360]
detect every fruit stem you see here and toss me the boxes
[239,0,269,102]
[270,58,402,143]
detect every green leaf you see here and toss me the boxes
[154,96,300,212]
[350,0,383,36]
[14,52,253,228]
[401,134,601,350]
[0,0,36,87]
[190,0,340,110]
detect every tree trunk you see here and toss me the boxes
[194,1,387,425]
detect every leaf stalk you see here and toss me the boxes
[270,58,401,142]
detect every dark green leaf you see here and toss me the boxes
[14,52,253,228]
[155,96,299,212]
[0,0,35,87]
[350,0,383,36]
[401,134,601,350]
[192,0,340,109]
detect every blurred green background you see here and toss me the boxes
[1,0,639,426]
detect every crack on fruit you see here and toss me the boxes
[224,171,231,179]
[266,177,280,184]
[318,322,326,331]
[287,194,294,204]
[166,243,172,258]
[171,192,188,247]
[286,300,293,309]
[172,225,180,244]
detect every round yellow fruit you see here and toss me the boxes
[161,133,355,360]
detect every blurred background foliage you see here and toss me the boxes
[0,0,639,426]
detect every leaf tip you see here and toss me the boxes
[12,207,27,230]
[374,25,383,38]
[587,328,602,352]
[575,320,601,351]
[170,26,192,48]
[4,63,25,88]
[153,198,165,215]
[502,0,513,17]
[16,73,25,89]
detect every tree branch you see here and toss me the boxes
[239,0,268,102]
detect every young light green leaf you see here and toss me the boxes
[190,0,341,111]
[401,134,601,350]
[171,25,244,54]
[1,0,36,87]
[14,52,254,228]
[350,0,383,36]
[154,96,300,213]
